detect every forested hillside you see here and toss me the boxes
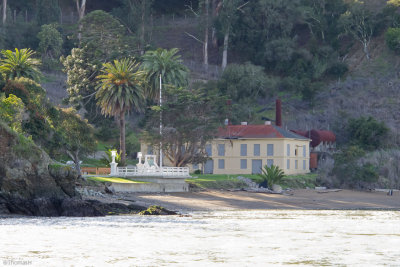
[0,0,399,188]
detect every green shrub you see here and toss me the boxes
[355,163,379,183]
[100,149,121,166]
[347,116,389,150]
[325,62,348,79]
[2,80,30,104]
[0,94,25,132]
[126,131,140,157]
[385,27,400,53]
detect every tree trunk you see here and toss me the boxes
[363,41,370,60]
[222,26,229,70]
[67,150,81,176]
[140,0,145,55]
[204,0,209,68]
[211,0,218,48]
[119,110,126,166]
[73,152,82,176]
[76,0,86,45]
[2,0,6,25]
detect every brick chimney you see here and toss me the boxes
[276,99,282,127]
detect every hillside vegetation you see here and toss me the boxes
[0,0,399,189]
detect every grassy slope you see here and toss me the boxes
[187,173,317,190]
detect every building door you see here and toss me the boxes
[204,160,214,174]
[252,159,262,174]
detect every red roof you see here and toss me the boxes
[291,129,336,147]
[217,125,309,140]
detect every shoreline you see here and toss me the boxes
[83,189,400,213]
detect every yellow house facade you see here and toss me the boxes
[141,123,311,175]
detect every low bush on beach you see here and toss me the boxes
[258,165,285,188]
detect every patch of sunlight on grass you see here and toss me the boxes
[87,176,149,184]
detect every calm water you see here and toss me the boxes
[0,210,399,266]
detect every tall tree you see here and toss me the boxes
[211,0,220,48]
[80,10,131,60]
[96,58,145,166]
[203,0,210,67]
[36,0,60,26]
[140,48,189,99]
[143,86,226,167]
[112,0,153,55]
[60,47,101,111]
[58,108,96,175]
[0,48,41,82]
[37,24,63,60]
[339,1,375,60]
[217,0,243,69]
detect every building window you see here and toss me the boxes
[218,159,225,169]
[240,159,247,169]
[295,149,298,156]
[267,159,274,167]
[267,144,274,156]
[295,160,298,169]
[193,164,199,170]
[240,144,247,156]
[303,145,306,157]
[303,160,306,170]
[287,159,290,169]
[147,146,153,155]
[218,144,225,156]
[206,144,212,156]
[287,144,290,156]
[254,144,260,156]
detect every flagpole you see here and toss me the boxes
[159,74,163,168]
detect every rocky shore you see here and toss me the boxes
[0,123,146,217]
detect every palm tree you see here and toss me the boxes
[140,48,189,99]
[96,58,145,166]
[0,48,41,82]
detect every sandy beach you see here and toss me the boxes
[85,189,400,213]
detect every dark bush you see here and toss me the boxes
[385,27,400,53]
[347,116,389,150]
[2,80,29,104]
[325,62,348,79]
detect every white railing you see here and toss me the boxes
[117,167,190,178]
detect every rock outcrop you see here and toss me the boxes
[0,122,145,216]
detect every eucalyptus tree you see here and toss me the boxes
[0,48,41,82]
[339,1,375,60]
[216,0,244,69]
[96,58,145,166]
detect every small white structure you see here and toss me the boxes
[110,150,118,176]
[111,152,190,178]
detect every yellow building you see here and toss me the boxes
[141,122,311,175]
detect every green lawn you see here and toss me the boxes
[87,176,149,184]
[186,174,253,190]
[187,173,317,190]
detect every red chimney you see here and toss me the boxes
[276,99,282,127]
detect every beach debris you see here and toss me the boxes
[272,184,283,193]
[315,187,327,190]
[317,189,342,193]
